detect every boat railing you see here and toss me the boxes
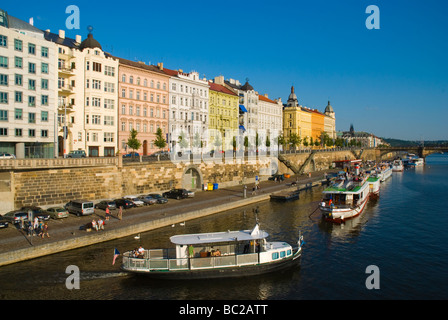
[122,251,260,272]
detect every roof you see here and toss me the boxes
[258,94,276,104]
[7,14,43,35]
[170,224,269,245]
[114,56,167,75]
[43,31,79,49]
[79,33,102,50]
[209,82,237,96]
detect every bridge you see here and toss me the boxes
[377,146,448,159]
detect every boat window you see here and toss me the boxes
[272,252,279,260]
[280,251,286,258]
[287,249,292,256]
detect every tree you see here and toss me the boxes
[127,129,141,156]
[288,133,301,150]
[153,128,166,150]
[178,131,189,149]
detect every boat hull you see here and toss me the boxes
[121,250,302,280]
[320,195,369,224]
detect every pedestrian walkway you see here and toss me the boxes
[0,171,332,266]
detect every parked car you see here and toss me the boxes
[67,150,86,158]
[0,217,9,228]
[185,190,195,198]
[45,207,69,219]
[268,174,285,182]
[0,152,16,159]
[2,210,28,224]
[147,193,168,204]
[123,152,139,158]
[95,200,117,211]
[162,189,189,200]
[149,151,170,160]
[20,206,51,221]
[114,198,135,209]
[123,196,145,207]
[137,195,157,205]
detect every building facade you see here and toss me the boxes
[117,59,170,155]
[208,76,239,151]
[257,93,283,146]
[0,9,57,158]
[164,67,209,153]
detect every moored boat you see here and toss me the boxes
[121,223,304,279]
[367,176,380,199]
[319,174,371,223]
[392,160,404,172]
[378,163,392,182]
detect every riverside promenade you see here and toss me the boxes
[0,171,332,267]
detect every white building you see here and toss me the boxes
[44,30,118,157]
[257,93,283,143]
[0,9,57,158]
[164,67,209,152]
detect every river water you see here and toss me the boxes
[1,154,447,301]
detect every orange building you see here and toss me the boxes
[310,109,325,145]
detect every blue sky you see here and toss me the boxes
[3,0,448,140]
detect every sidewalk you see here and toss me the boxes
[0,171,332,266]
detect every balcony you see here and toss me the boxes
[58,84,74,93]
[58,66,75,75]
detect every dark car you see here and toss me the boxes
[0,217,9,229]
[149,151,170,160]
[113,199,135,209]
[67,150,86,158]
[162,189,189,200]
[2,210,28,224]
[268,174,285,182]
[20,206,51,221]
[148,193,168,204]
[95,200,117,211]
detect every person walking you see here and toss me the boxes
[41,222,50,238]
[105,207,110,221]
[118,206,123,221]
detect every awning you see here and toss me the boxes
[239,105,248,113]
[239,125,246,132]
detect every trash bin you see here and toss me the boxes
[207,183,213,191]
[213,183,218,190]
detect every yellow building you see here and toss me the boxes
[208,77,239,150]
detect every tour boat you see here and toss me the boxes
[121,223,304,279]
[367,176,380,199]
[392,160,404,172]
[319,174,370,223]
[378,163,392,182]
[409,158,424,167]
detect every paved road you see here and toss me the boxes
[0,172,329,256]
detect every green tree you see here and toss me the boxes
[153,128,167,150]
[288,133,301,150]
[303,137,309,147]
[178,131,189,149]
[127,129,141,156]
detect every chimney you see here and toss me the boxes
[157,62,164,70]
[59,30,65,39]
[29,17,34,26]
[75,35,82,43]
[264,94,269,98]
[178,69,183,73]
[214,75,224,85]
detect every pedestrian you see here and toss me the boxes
[37,221,43,237]
[41,222,50,238]
[91,219,98,231]
[105,207,110,221]
[20,216,25,230]
[33,216,38,231]
[97,218,104,230]
[118,206,123,221]
[27,221,34,237]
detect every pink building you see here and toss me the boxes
[117,58,170,155]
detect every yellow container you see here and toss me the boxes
[207,183,213,191]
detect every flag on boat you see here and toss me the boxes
[112,248,120,265]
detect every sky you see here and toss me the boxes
[3,0,448,140]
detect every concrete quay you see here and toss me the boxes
[0,172,331,267]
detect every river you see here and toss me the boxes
[1,154,447,301]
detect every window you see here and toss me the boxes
[0,56,8,68]
[41,79,48,90]
[272,252,279,260]
[0,92,7,104]
[129,76,133,84]
[0,110,8,121]
[172,83,176,91]
[92,115,101,125]
[15,128,22,137]
[104,66,115,76]
[121,122,126,131]
[28,43,36,55]
[92,79,101,90]
[92,62,101,72]
[0,74,7,86]
[29,79,36,90]
[104,132,114,142]
[41,47,48,58]
[104,116,114,126]
[121,104,126,115]
[41,63,49,74]
[280,251,286,258]
[0,128,8,136]
[104,99,114,109]
[15,108,23,120]
[14,57,22,68]
[15,91,22,103]
[29,62,36,74]
[41,130,48,138]
[28,112,36,124]
[104,82,115,93]
[121,89,126,98]
[121,74,126,83]
[28,96,36,107]
[14,39,22,51]
[41,111,48,122]
[28,129,35,137]
[0,35,6,47]
[41,95,48,106]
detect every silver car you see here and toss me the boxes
[137,195,157,205]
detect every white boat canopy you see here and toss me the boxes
[170,224,269,245]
